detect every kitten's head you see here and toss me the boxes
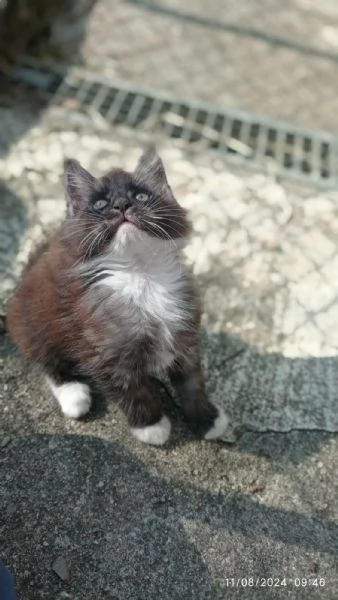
[64,146,190,258]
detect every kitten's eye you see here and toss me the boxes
[93,199,108,211]
[135,192,149,202]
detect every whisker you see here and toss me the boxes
[67,226,97,240]
[143,219,168,239]
[162,211,186,219]
[152,214,184,221]
[87,228,105,259]
[80,229,98,250]
[151,202,184,210]
[152,219,183,238]
[143,220,178,251]
[152,205,185,212]
[83,227,103,260]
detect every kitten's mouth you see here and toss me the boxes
[118,215,138,231]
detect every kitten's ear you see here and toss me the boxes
[134,145,174,200]
[64,158,96,215]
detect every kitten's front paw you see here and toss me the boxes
[204,407,229,440]
[47,379,92,419]
[131,416,171,446]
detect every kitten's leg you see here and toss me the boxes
[116,381,171,446]
[46,373,91,419]
[169,357,228,440]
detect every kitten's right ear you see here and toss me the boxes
[64,158,96,216]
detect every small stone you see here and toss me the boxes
[245,485,265,494]
[0,436,11,449]
[48,438,58,450]
[103,585,112,593]
[6,503,16,515]
[52,556,70,583]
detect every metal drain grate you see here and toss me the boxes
[3,59,338,188]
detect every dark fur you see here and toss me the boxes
[7,147,219,436]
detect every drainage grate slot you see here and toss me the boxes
[230,119,242,141]
[266,129,277,158]
[114,92,138,123]
[248,123,260,156]
[3,59,338,188]
[283,133,295,170]
[203,112,220,147]
[196,110,209,126]
[98,90,120,114]
[104,90,126,121]
[321,142,330,179]
[133,97,155,125]
[82,83,102,104]
[301,136,312,175]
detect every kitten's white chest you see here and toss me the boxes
[95,251,188,372]
[104,267,184,321]
[101,264,186,327]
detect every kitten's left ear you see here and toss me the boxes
[134,145,174,200]
[64,158,97,215]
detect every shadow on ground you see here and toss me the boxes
[1,314,338,599]
[0,0,98,157]
[1,328,338,465]
[0,433,337,600]
[0,184,31,318]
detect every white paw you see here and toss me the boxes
[131,416,171,446]
[204,407,229,440]
[47,378,92,419]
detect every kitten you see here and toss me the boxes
[6,146,228,445]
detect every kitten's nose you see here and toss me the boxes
[113,197,131,213]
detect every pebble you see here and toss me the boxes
[0,437,11,449]
[48,438,59,450]
[52,556,70,583]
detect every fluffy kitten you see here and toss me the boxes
[6,147,228,445]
